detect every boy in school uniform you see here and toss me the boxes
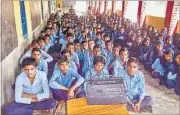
[166,54,180,90]
[49,57,84,113]
[113,47,129,77]
[85,56,109,80]
[31,48,48,74]
[67,42,80,69]
[38,37,50,52]
[19,40,53,64]
[152,49,174,85]
[163,36,174,51]
[144,40,164,71]
[84,56,109,91]
[106,43,121,72]
[3,57,56,115]
[139,37,152,63]
[82,44,103,77]
[54,49,77,72]
[58,33,74,52]
[102,40,113,58]
[130,35,142,57]
[118,57,154,112]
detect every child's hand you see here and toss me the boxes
[68,89,74,99]
[134,102,141,111]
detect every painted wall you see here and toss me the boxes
[145,15,165,32]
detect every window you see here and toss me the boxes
[19,1,28,37]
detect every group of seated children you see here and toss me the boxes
[3,11,180,115]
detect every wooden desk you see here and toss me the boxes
[66,98,129,115]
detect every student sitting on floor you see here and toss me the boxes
[113,47,129,77]
[120,57,154,112]
[49,57,84,113]
[54,49,77,72]
[175,54,180,95]
[84,56,109,91]
[173,40,180,56]
[3,57,56,115]
[102,40,113,57]
[166,53,180,90]
[107,43,121,73]
[163,36,174,51]
[130,35,142,57]
[85,56,109,80]
[38,36,50,52]
[144,40,164,71]
[139,37,152,63]
[31,48,48,74]
[152,49,174,85]
[67,42,80,69]
[82,44,103,76]
[19,40,53,64]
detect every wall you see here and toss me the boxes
[145,15,165,32]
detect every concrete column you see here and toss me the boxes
[168,1,180,35]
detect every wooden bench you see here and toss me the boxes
[66,98,129,115]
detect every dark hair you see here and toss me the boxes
[113,43,121,49]
[88,39,95,43]
[57,56,69,65]
[164,49,174,56]
[127,57,139,66]
[105,40,112,45]
[44,34,50,38]
[66,32,73,37]
[93,56,105,65]
[32,48,41,54]
[93,44,101,50]
[143,37,150,43]
[81,40,87,44]
[61,49,71,55]
[74,39,80,44]
[119,47,129,53]
[67,42,74,47]
[22,57,37,67]
[37,36,45,41]
[31,39,39,45]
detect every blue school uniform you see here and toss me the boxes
[104,52,114,70]
[71,52,80,66]
[122,70,145,101]
[84,68,109,91]
[163,44,174,51]
[37,59,48,74]
[145,48,163,71]
[54,61,77,72]
[102,48,111,58]
[139,44,152,63]
[41,44,50,52]
[58,38,68,52]
[112,58,128,77]
[152,58,166,77]
[15,70,50,104]
[173,47,180,56]
[95,39,105,48]
[82,54,94,77]
[49,68,84,89]
[85,68,109,80]
[90,31,96,40]
[19,49,53,64]
[166,62,180,88]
